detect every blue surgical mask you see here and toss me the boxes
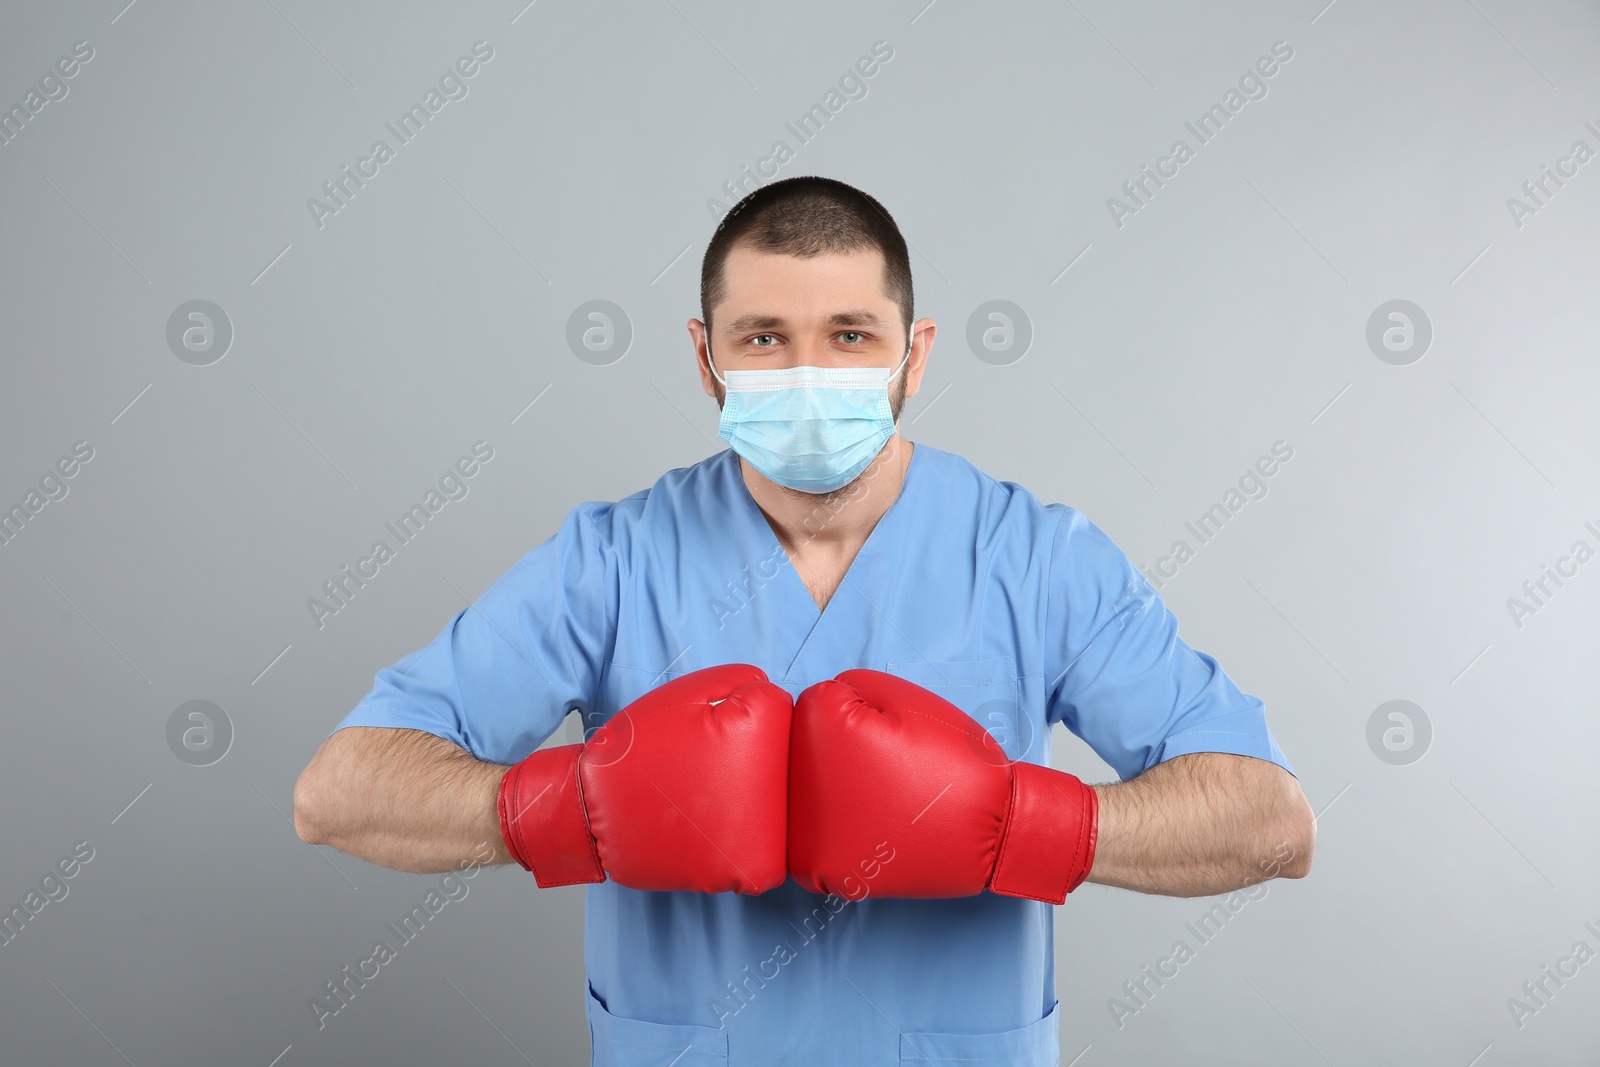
[707,332,912,494]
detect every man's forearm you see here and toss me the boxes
[294,726,514,874]
[1083,752,1315,897]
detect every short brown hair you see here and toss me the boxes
[700,176,914,337]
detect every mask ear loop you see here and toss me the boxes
[888,326,914,384]
[705,337,729,388]
[885,325,915,435]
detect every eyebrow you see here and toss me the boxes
[719,309,894,335]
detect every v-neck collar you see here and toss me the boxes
[723,441,925,681]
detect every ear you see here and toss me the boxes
[903,319,935,400]
[688,319,718,398]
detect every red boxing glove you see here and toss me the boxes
[789,669,1098,904]
[498,664,792,894]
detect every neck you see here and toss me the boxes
[739,435,913,555]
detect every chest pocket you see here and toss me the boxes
[882,657,1037,762]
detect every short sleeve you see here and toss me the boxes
[1044,507,1294,782]
[330,502,619,764]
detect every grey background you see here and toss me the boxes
[1,0,1596,1064]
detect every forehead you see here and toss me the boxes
[716,244,892,321]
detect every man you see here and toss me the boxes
[294,175,1315,1065]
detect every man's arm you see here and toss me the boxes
[1085,751,1315,897]
[293,726,513,874]
[297,667,794,894]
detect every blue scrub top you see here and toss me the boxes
[334,442,1295,1066]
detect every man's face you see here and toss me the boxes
[696,244,919,420]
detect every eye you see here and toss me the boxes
[750,334,780,348]
[839,331,865,345]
